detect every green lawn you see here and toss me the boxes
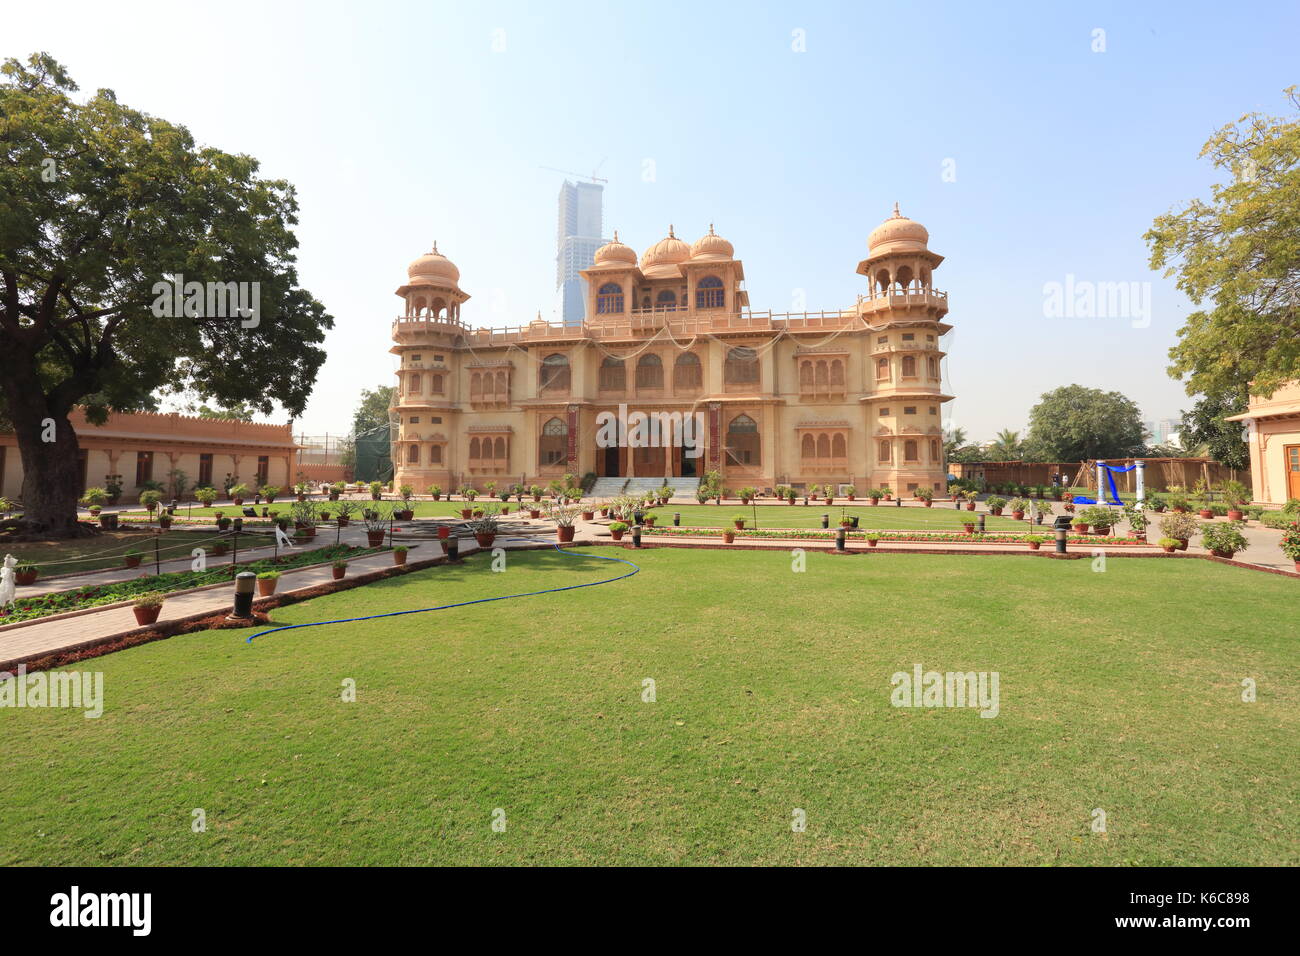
[2,548,1294,866]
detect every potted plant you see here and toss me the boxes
[81,486,108,516]
[1200,521,1249,559]
[845,485,856,501]
[14,563,39,586]
[392,545,409,566]
[1139,494,1164,514]
[879,485,893,501]
[395,485,415,520]
[915,487,934,507]
[642,510,657,527]
[738,486,756,505]
[962,520,976,534]
[1166,491,1190,513]
[1158,537,1180,553]
[786,488,797,505]
[470,507,501,548]
[139,489,162,515]
[291,500,319,537]
[1278,521,1300,572]
[528,505,542,519]
[985,496,1007,517]
[864,533,880,548]
[256,571,280,596]
[1124,505,1149,540]
[604,520,627,541]
[428,484,442,501]
[229,483,249,505]
[158,511,173,529]
[1024,534,1045,551]
[327,482,342,501]
[294,482,309,502]
[132,591,165,626]
[722,527,736,543]
[581,508,595,521]
[105,474,124,505]
[331,559,347,580]
[369,481,385,501]
[122,548,142,569]
[546,501,582,542]
[530,485,543,503]
[336,500,357,527]
[1088,508,1118,537]
[1220,480,1249,521]
[1008,497,1027,520]
[193,486,218,508]
[963,490,977,511]
[733,515,746,530]
[1159,512,1198,551]
[262,485,281,504]
[212,540,229,556]
[364,504,391,547]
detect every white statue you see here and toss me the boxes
[0,554,16,609]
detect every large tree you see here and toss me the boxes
[0,54,331,535]
[1024,385,1146,462]
[1179,389,1250,470]
[1146,87,1299,401]
[351,384,395,435]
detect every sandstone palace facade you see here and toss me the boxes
[390,207,953,495]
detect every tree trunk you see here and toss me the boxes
[2,363,88,538]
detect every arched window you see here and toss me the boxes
[876,357,890,381]
[816,434,831,458]
[674,352,702,389]
[636,353,664,389]
[539,353,570,391]
[832,434,846,458]
[482,373,495,399]
[902,355,917,377]
[494,437,507,461]
[407,444,420,464]
[815,361,828,387]
[801,434,816,459]
[726,414,760,467]
[799,361,814,387]
[895,266,914,291]
[830,360,844,387]
[430,445,443,464]
[904,439,919,461]
[724,347,759,386]
[597,283,624,314]
[599,356,626,392]
[875,269,891,293]
[695,275,724,309]
[655,289,677,311]
[469,437,481,459]
[409,372,422,394]
[879,440,892,463]
[539,417,567,466]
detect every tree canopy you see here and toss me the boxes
[1146,88,1300,400]
[1024,385,1147,462]
[0,53,332,533]
[352,385,395,435]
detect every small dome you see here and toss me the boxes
[640,226,691,275]
[594,231,637,266]
[408,242,460,283]
[690,224,733,260]
[867,204,929,256]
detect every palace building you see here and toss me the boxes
[390,206,953,496]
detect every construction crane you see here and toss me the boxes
[539,159,608,184]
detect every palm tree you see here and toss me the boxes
[987,429,1024,461]
[943,426,968,457]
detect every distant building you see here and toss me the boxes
[556,180,606,325]
[1157,418,1180,444]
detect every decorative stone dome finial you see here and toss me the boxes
[892,202,900,218]
[407,241,460,284]
[867,204,929,256]
[691,222,734,260]
[668,224,675,238]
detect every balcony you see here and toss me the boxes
[856,289,948,317]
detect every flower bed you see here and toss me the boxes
[640,526,1144,546]
[0,544,382,626]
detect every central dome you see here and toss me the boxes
[407,242,460,284]
[641,226,691,277]
[867,204,930,256]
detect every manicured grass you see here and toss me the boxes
[1,548,1294,866]
[4,529,219,575]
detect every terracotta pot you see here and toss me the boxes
[15,569,38,586]
[1199,509,1213,519]
[393,550,408,565]
[740,498,750,506]
[332,566,346,580]
[533,495,542,503]
[1177,538,1189,551]
[1129,530,1146,540]
[965,502,975,511]
[529,509,541,519]
[1073,523,1089,533]
[840,521,852,528]
[501,506,510,515]
[366,530,386,547]
[437,526,450,539]
[923,500,933,508]
[1211,548,1236,559]
[1162,544,1177,553]
[991,508,1003,516]
[1173,506,1187,513]
[124,556,142,569]
[870,498,879,506]
[557,526,575,542]
[848,495,855,501]
[611,529,625,541]
[1294,561,1300,573]
[1227,509,1243,521]
[337,517,350,527]
[461,509,473,519]
[963,523,975,534]
[474,533,496,548]
[329,493,339,501]
[212,544,228,556]
[1012,511,1024,520]
[319,512,331,521]
[581,511,594,521]
[867,539,879,548]
[257,577,278,596]
[1028,541,1041,551]
[734,520,745,530]
[132,604,162,625]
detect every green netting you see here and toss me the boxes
[353,423,394,483]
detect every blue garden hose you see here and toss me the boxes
[245,544,639,643]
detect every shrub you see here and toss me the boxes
[332,559,348,570]
[1024,535,1045,545]
[985,496,1007,511]
[194,487,218,507]
[914,487,934,501]
[256,571,280,581]
[81,487,109,507]
[1007,497,1028,513]
[132,591,166,608]
[228,483,249,499]
[138,490,162,510]
[1260,511,1295,529]
[1279,522,1300,561]
[392,545,409,554]
[608,521,628,533]
[1200,521,1249,555]
[261,485,281,502]
[1158,537,1180,549]
[1159,512,1199,540]
[369,481,385,500]
[1284,498,1300,515]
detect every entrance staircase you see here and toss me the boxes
[588,476,701,500]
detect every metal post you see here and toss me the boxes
[1135,459,1146,504]
[673,512,680,526]
[154,534,161,575]
[232,530,238,568]
[835,527,846,552]
[821,514,829,529]
[978,514,986,533]
[447,535,459,561]
[228,571,256,621]
[632,525,642,548]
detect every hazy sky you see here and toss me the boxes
[8,0,1298,440]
